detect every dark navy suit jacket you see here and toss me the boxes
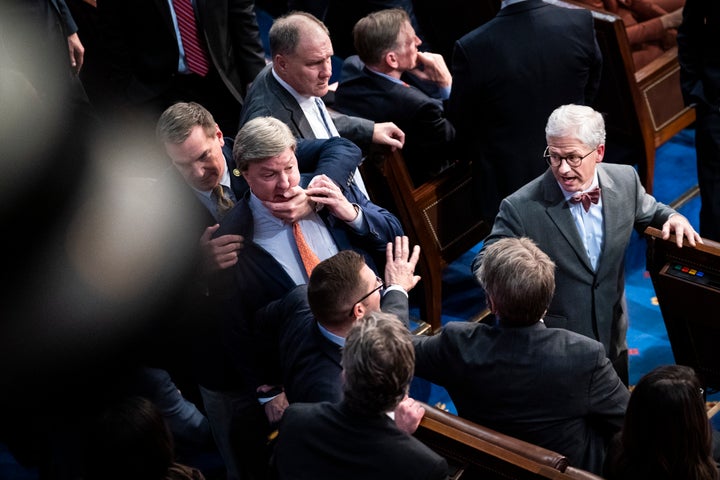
[252,285,410,403]
[335,56,455,183]
[211,140,403,380]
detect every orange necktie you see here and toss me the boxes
[292,222,321,278]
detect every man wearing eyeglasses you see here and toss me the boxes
[472,104,701,385]
[250,236,421,426]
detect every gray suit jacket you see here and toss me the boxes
[472,163,675,361]
[413,321,629,474]
[240,64,375,149]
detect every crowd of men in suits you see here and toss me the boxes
[1,1,714,479]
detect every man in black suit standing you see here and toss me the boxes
[448,0,602,221]
[414,237,630,475]
[98,0,266,134]
[678,0,720,241]
[334,8,455,183]
[273,311,448,480]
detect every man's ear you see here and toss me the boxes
[384,51,399,69]
[595,143,605,163]
[274,54,287,72]
[353,302,366,320]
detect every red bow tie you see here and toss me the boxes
[570,186,601,212]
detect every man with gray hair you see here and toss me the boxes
[415,237,630,474]
[472,104,701,385]
[273,312,448,480]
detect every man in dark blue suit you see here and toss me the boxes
[214,116,403,315]
[252,237,420,411]
[211,116,403,437]
[157,103,364,480]
[335,8,455,183]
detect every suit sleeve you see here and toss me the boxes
[295,137,362,192]
[54,0,78,35]
[471,196,526,279]
[228,0,266,87]
[347,190,404,258]
[413,96,456,146]
[380,290,410,326]
[412,327,457,387]
[446,40,476,157]
[583,13,603,104]
[677,0,705,107]
[250,285,309,391]
[629,167,675,230]
[586,346,630,439]
[329,111,375,149]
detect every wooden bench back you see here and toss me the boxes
[415,404,605,480]
[360,150,489,332]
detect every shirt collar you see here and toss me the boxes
[272,66,316,107]
[317,322,345,347]
[248,192,285,227]
[501,0,527,8]
[557,171,600,202]
[366,67,405,86]
[191,164,231,198]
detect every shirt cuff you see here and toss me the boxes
[346,204,368,233]
[383,285,408,297]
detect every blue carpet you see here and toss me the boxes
[414,127,705,414]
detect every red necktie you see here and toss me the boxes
[570,186,601,212]
[292,222,321,278]
[172,0,210,77]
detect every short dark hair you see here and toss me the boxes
[307,250,366,325]
[476,237,555,326]
[342,312,414,415]
[353,8,409,66]
[156,101,216,144]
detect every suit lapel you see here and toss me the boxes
[596,165,622,266]
[268,71,317,139]
[154,0,177,39]
[541,171,594,272]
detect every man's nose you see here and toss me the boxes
[319,58,332,78]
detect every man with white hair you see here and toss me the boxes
[472,104,701,385]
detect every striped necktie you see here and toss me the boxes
[212,185,234,219]
[172,0,210,76]
[315,98,335,137]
